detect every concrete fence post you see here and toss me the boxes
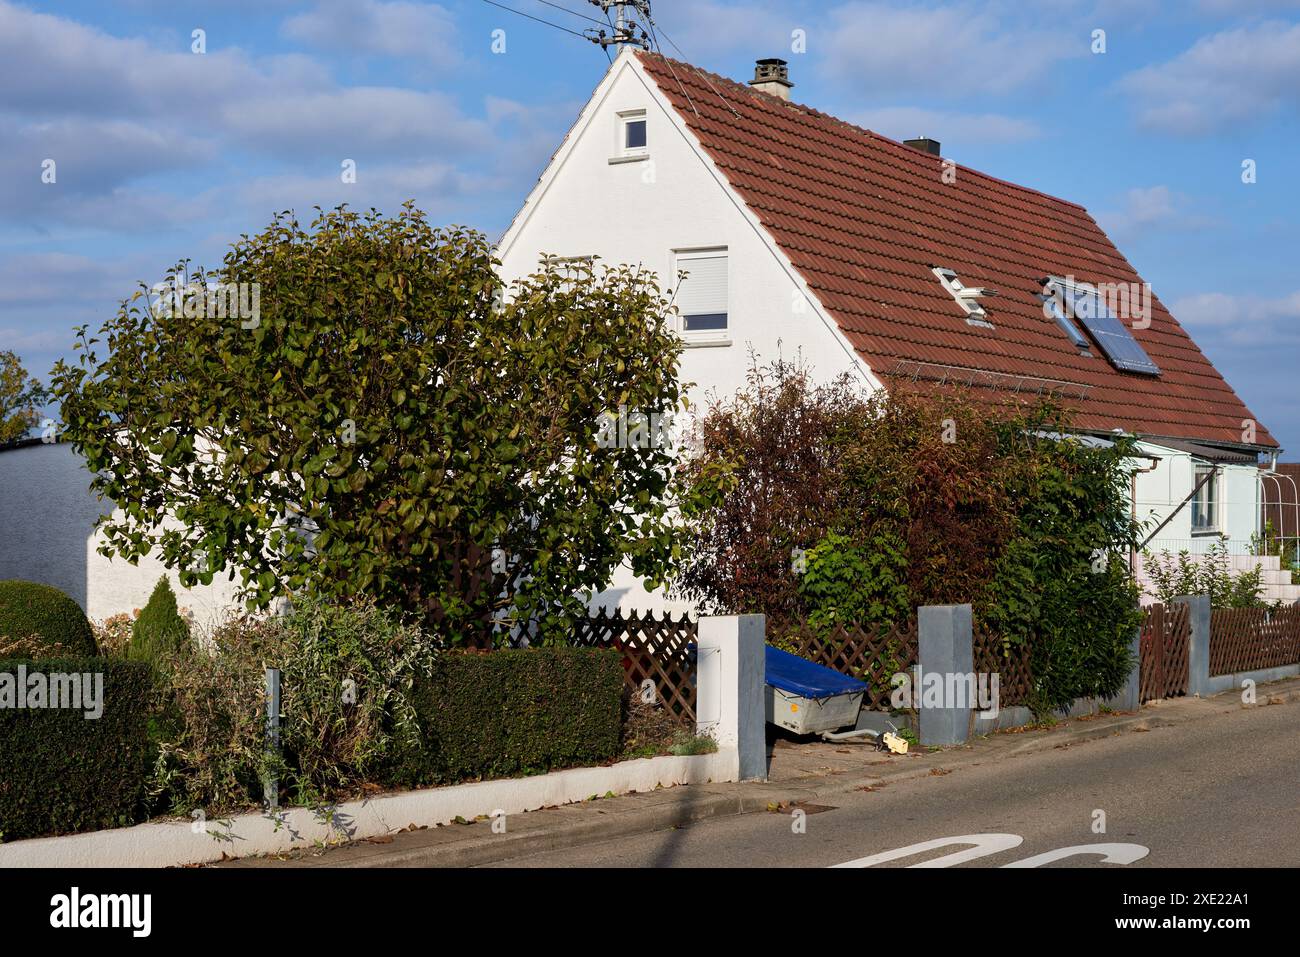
[263,667,281,810]
[1103,623,1142,712]
[917,604,974,746]
[697,614,767,781]
[1122,624,1141,710]
[1175,593,1212,697]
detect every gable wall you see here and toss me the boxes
[497,53,870,417]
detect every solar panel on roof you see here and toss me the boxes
[1045,278,1161,376]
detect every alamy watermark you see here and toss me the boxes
[891,667,1000,718]
[150,278,261,328]
[595,406,680,450]
[1045,275,1153,329]
[0,666,103,719]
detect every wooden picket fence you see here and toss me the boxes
[1209,604,1300,676]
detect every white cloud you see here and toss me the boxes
[1120,21,1300,135]
[1093,185,1215,242]
[850,106,1040,145]
[220,87,493,158]
[819,2,1080,98]
[1171,290,1300,329]
[282,0,460,61]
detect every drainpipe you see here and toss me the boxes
[1131,456,1161,574]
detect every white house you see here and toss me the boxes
[496,49,1294,607]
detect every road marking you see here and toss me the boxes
[1002,843,1149,867]
[832,833,1023,868]
[833,833,1149,868]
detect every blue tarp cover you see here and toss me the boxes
[766,645,867,700]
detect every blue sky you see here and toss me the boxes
[3,0,1298,450]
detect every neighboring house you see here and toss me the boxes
[0,438,242,630]
[497,49,1293,609]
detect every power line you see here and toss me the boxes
[534,0,608,27]
[479,0,590,41]
[649,19,741,118]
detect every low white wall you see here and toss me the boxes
[0,749,738,868]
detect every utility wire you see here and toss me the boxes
[534,0,608,27]
[479,0,590,41]
[649,18,741,118]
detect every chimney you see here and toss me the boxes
[904,137,942,156]
[749,58,793,101]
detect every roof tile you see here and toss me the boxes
[638,53,1276,449]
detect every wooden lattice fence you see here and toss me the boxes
[1139,602,1191,702]
[1209,604,1300,676]
[773,621,918,711]
[568,608,698,723]
[972,631,1034,709]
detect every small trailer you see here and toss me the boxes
[765,645,908,752]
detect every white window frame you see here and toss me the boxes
[611,109,649,163]
[673,247,730,348]
[1191,463,1220,535]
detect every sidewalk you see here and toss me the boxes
[220,675,1300,868]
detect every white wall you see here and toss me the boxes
[0,442,243,631]
[1133,440,1261,554]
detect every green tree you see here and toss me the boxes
[52,204,686,643]
[0,350,49,443]
[129,578,191,665]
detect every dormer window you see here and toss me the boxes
[932,266,995,329]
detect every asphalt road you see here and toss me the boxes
[483,700,1300,868]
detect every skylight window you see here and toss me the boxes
[932,267,995,328]
[1041,277,1160,376]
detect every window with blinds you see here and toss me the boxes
[675,251,728,332]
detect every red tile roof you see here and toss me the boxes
[638,53,1277,450]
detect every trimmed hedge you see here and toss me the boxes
[392,647,624,787]
[0,581,97,657]
[0,658,153,841]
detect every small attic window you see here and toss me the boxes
[625,117,647,150]
[614,110,648,161]
[932,266,996,329]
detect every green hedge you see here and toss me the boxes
[0,581,97,657]
[392,647,624,787]
[0,658,153,842]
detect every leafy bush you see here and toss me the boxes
[1144,544,1266,609]
[675,356,1143,712]
[798,530,910,631]
[393,647,624,787]
[128,578,191,666]
[92,613,134,658]
[0,657,153,841]
[150,597,438,814]
[0,581,97,658]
